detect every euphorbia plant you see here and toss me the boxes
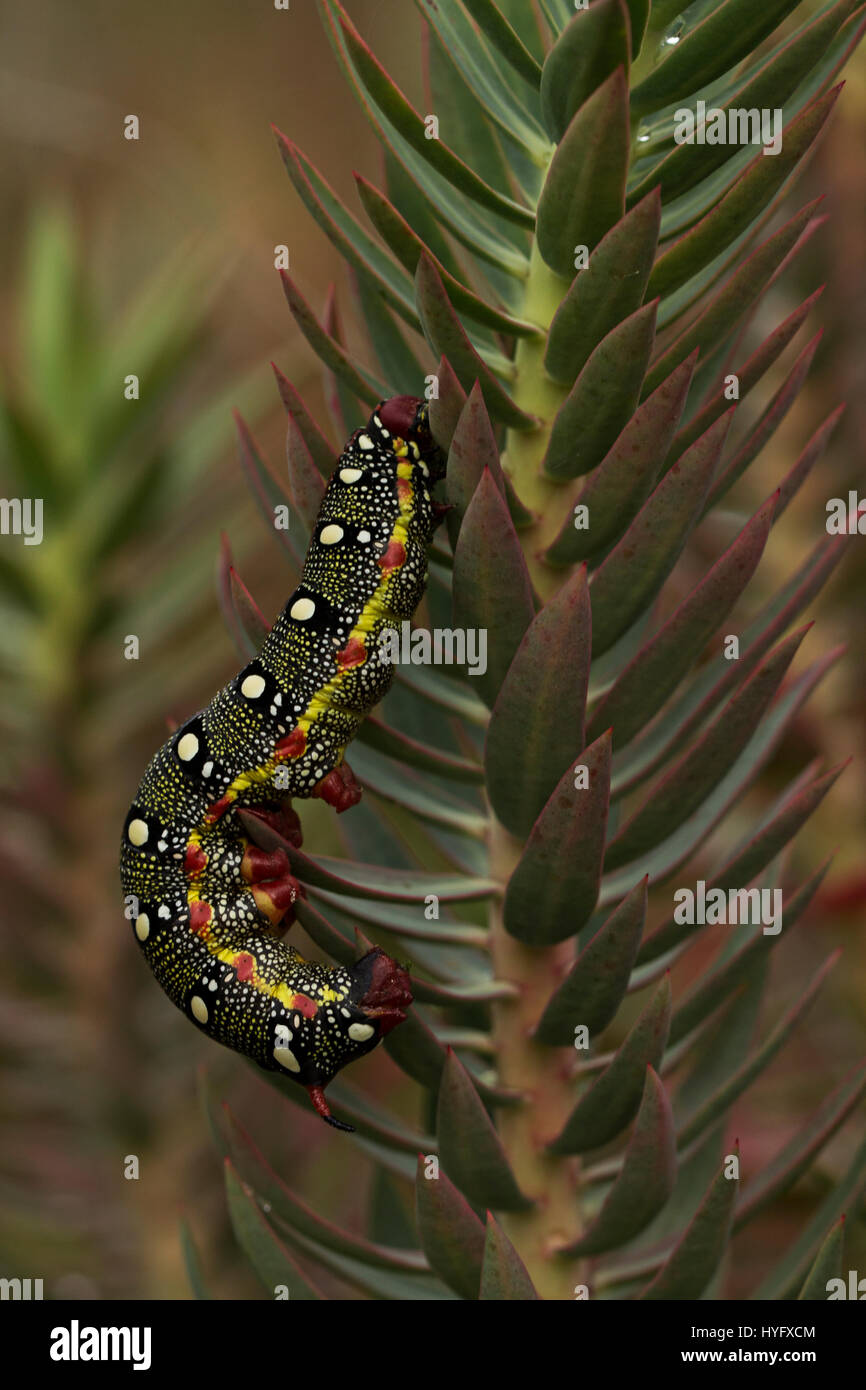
[197,0,866,1300]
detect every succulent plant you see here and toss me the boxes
[195,0,866,1300]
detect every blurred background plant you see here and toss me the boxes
[0,0,864,1299]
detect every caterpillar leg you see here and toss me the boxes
[242,852,304,930]
[313,760,362,813]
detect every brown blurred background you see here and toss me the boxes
[0,0,864,1299]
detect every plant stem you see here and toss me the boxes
[502,242,571,600]
[488,820,584,1299]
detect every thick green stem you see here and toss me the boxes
[501,244,572,601]
[488,220,593,1297]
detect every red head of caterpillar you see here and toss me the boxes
[120,396,443,1129]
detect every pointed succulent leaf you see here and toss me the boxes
[275,130,418,327]
[179,1219,212,1301]
[415,257,535,430]
[271,365,336,477]
[485,566,592,837]
[385,1008,451,1094]
[224,1160,323,1299]
[588,410,730,657]
[285,411,326,534]
[233,411,302,562]
[602,664,843,906]
[503,731,611,946]
[460,0,543,86]
[703,332,823,515]
[535,878,647,1047]
[320,1,528,275]
[311,886,487,950]
[613,536,847,798]
[411,0,549,154]
[776,406,845,521]
[217,538,255,662]
[677,953,840,1149]
[604,628,808,872]
[320,284,368,433]
[539,0,631,142]
[224,1105,428,1273]
[630,0,806,116]
[648,91,840,305]
[237,820,497,902]
[437,1051,534,1212]
[229,565,271,653]
[351,267,427,398]
[630,3,856,205]
[735,1061,866,1231]
[643,201,821,398]
[395,658,490,726]
[536,67,630,278]
[452,468,536,709]
[292,897,357,969]
[349,743,488,838]
[561,1068,676,1256]
[338,8,535,226]
[427,354,466,451]
[588,495,776,747]
[270,1214,454,1299]
[479,1214,540,1300]
[668,287,823,464]
[798,1219,846,1301]
[640,1157,739,1300]
[548,975,671,1155]
[544,190,660,386]
[358,715,483,783]
[638,786,837,968]
[755,1135,866,1299]
[423,11,532,203]
[415,1153,486,1300]
[445,382,507,548]
[355,176,542,338]
[543,300,658,480]
[279,271,383,405]
[544,352,695,567]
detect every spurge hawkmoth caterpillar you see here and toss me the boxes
[120,396,445,1129]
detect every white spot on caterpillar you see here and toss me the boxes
[190,996,209,1024]
[158,905,171,919]
[357,529,371,544]
[348,1022,375,1043]
[273,1043,301,1073]
[290,597,316,621]
[241,673,266,699]
[208,979,218,992]
[358,434,374,450]
[128,818,148,846]
[202,761,214,778]
[320,524,344,546]
[157,840,168,852]
[134,912,150,941]
[177,732,199,761]
[340,467,362,484]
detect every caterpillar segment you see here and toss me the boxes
[120,396,444,1129]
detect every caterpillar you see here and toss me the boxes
[120,395,446,1130]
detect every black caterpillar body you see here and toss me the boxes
[120,396,445,1129]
